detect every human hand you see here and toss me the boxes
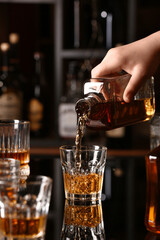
[91,31,160,102]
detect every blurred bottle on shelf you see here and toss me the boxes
[9,33,20,74]
[58,61,82,139]
[27,52,48,138]
[74,0,106,48]
[9,32,27,119]
[0,42,23,120]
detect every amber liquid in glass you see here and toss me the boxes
[0,150,30,179]
[0,150,30,165]
[145,145,160,233]
[67,113,103,196]
[64,203,102,227]
[64,172,103,194]
[0,215,47,237]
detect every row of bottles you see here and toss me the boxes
[64,0,126,49]
[0,33,48,138]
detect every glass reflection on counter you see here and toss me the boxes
[61,200,105,239]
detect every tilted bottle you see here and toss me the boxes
[0,42,23,120]
[75,72,155,130]
[28,52,48,137]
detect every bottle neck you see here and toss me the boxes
[9,43,20,72]
[75,94,99,117]
[32,56,46,98]
[34,58,45,84]
[0,51,11,74]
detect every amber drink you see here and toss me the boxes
[0,175,52,240]
[0,120,30,179]
[60,145,107,201]
[145,145,160,234]
[75,74,155,130]
[61,200,105,239]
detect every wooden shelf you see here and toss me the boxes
[30,147,149,158]
[60,49,106,59]
[0,0,56,3]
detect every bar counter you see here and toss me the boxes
[29,146,157,240]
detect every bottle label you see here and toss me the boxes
[59,103,77,138]
[0,92,22,119]
[106,127,125,138]
[28,98,44,131]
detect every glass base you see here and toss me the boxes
[65,192,102,201]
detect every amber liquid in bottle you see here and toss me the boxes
[145,145,160,233]
[76,98,154,130]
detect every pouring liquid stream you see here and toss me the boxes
[75,114,88,170]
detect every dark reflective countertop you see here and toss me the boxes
[30,153,160,240]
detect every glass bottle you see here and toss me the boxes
[145,145,160,234]
[9,33,20,73]
[150,112,160,150]
[28,52,48,138]
[9,32,27,119]
[0,42,23,120]
[58,61,82,139]
[75,73,155,130]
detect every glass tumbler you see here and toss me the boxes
[60,145,107,201]
[0,120,30,180]
[0,158,20,240]
[0,175,52,240]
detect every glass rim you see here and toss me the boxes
[59,145,107,152]
[0,119,30,125]
[26,175,53,185]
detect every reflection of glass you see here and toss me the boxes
[61,200,105,239]
[60,145,107,201]
[0,175,52,240]
[0,120,30,180]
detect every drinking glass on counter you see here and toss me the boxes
[61,200,105,239]
[0,120,30,180]
[60,145,107,201]
[0,175,52,240]
[0,158,20,240]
